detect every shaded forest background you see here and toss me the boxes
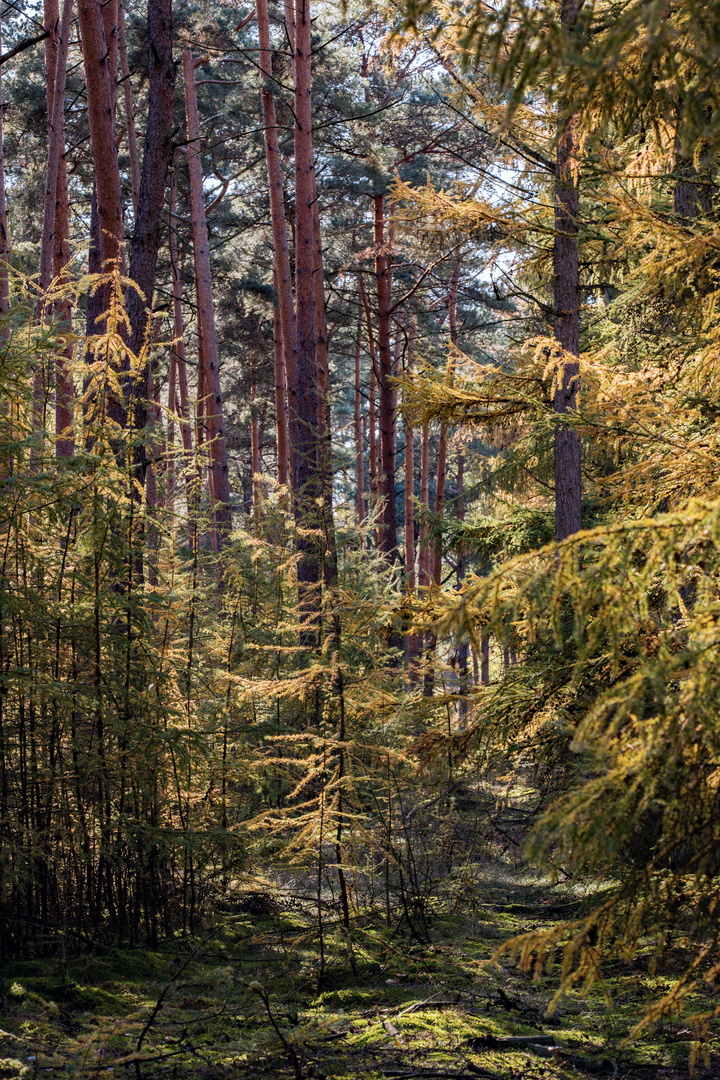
[1,0,720,1073]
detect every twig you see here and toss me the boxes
[134,929,216,1080]
[249,982,303,1080]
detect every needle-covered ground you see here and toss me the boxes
[0,861,716,1080]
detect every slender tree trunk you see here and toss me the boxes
[354,311,364,524]
[257,0,298,489]
[78,0,124,430]
[78,0,122,271]
[126,0,174,360]
[293,0,322,643]
[418,421,430,588]
[404,339,415,591]
[43,0,73,454]
[272,263,289,489]
[0,14,8,321]
[374,194,396,560]
[118,0,140,217]
[170,171,197,547]
[251,364,261,512]
[404,322,422,676]
[431,263,460,585]
[359,273,379,546]
[419,418,433,696]
[369,366,378,546]
[39,0,73,299]
[182,47,232,542]
[311,170,338,595]
[481,636,489,684]
[553,0,582,542]
[448,259,468,701]
[146,368,159,585]
[166,348,176,511]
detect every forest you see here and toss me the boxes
[0,0,718,1076]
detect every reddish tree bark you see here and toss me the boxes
[166,346,176,511]
[418,421,430,588]
[553,0,582,542]
[431,260,460,586]
[272,263,289,489]
[118,0,140,217]
[403,330,414,592]
[78,0,122,270]
[369,365,378,545]
[170,170,197,547]
[0,15,8,321]
[43,0,74,455]
[374,194,396,560]
[39,0,73,298]
[359,273,380,546]
[257,0,298,488]
[78,0,124,430]
[183,47,232,543]
[293,0,322,642]
[311,169,338,592]
[354,312,364,524]
[127,0,174,360]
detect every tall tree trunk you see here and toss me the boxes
[257,0,298,489]
[419,418,433,694]
[43,0,74,454]
[354,311,364,524]
[78,0,122,270]
[272,263,289,489]
[170,170,197,547]
[359,273,379,546]
[292,0,322,644]
[311,163,338,596]
[0,14,9,321]
[553,0,582,542]
[404,328,415,591]
[431,262,460,585]
[448,260,469,706]
[418,421,430,588]
[182,47,232,542]
[374,194,396,560]
[166,347,176,511]
[369,366,378,547]
[251,363,261,512]
[39,0,73,299]
[404,321,422,676]
[126,0,174,361]
[118,0,140,217]
[481,637,490,684]
[78,0,124,427]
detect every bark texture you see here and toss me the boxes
[257,0,298,489]
[126,0,174,361]
[374,194,396,560]
[183,48,232,542]
[78,0,122,270]
[272,263,289,489]
[43,0,74,453]
[118,1,140,216]
[0,15,8,320]
[354,312,364,524]
[170,171,197,547]
[293,0,322,642]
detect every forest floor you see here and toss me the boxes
[0,859,717,1080]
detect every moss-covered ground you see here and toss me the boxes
[0,857,717,1080]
